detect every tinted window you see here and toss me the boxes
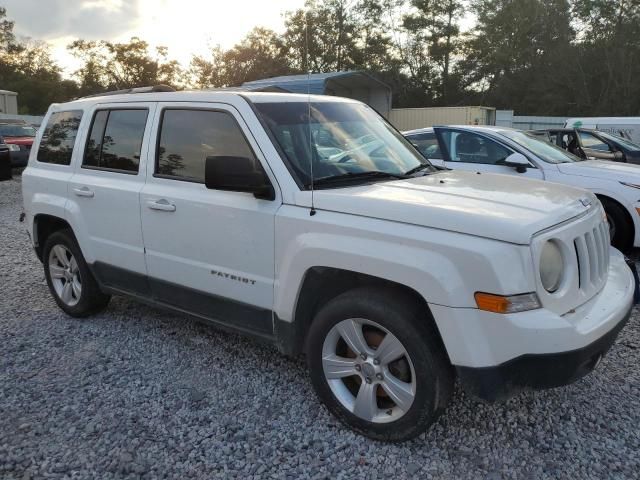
[439,129,511,165]
[83,109,148,173]
[84,110,108,167]
[501,130,581,163]
[255,102,433,187]
[37,111,83,165]
[407,133,443,159]
[579,131,611,152]
[157,109,256,182]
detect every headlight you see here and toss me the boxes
[540,240,564,292]
[7,144,20,151]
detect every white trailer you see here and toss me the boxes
[0,90,18,115]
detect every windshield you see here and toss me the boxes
[597,131,640,151]
[0,124,36,137]
[254,101,434,188]
[500,129,582,164]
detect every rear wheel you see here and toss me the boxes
[43,229,110,317]
[600,198,633,251]
[306,287,453,441]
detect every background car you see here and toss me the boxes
[0,121,37,167]
[531,128,640,164]
[0,136,12,180]
[405,125,640,250]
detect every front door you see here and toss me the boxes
[577,130,617,161]
[140,103,281,335]
[435,128,544,179]
[406,131,446,167]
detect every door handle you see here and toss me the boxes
[73,187,94,198]
[147,199,176,212]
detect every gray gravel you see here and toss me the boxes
[1,175,640,479]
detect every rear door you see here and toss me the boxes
[435,127,544,179]
[68,103,155,295]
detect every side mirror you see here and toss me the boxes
[614,150,625,161]
[503,152,530,173]
[205,156,275,200]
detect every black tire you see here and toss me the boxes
[0,161,11,181]
[305,286,454,441]
[600,198,633,251]
[43,229,110,317]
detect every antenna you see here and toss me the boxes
[306,9,316,216]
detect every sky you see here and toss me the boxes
[4,0,307,76]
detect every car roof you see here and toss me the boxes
[404,125,518,135]
[50,90,359,110]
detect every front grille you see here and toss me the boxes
[574,220,610,291]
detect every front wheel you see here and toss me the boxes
[306,287,453,441]
[43,229,110,317]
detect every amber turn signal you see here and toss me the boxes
[474,292,541,314]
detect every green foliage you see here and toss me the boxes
[0,7,77,114]
[68,38,182,95]
[189,27,292,88]
[2,1,640,115]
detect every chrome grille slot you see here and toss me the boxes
[574,219,609,293]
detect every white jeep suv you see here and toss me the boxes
[22,88,634,441]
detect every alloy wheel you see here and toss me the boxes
[48,244,82,307]
[321,318,416,423]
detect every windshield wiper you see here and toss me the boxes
[404,163,433,176]
[307,170,409,188]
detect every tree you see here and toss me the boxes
[189,28,292,88]
[571,0,640,114]
[403,0,464,104]
[68,37,182,95]
[0,8,76,114]
[283,0,360,72]
[462,0,576,114]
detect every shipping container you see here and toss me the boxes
[389,106,495,131]
[0,90,18,115]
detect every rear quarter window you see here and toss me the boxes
[37,110,83,165]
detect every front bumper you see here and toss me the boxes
[456,305,631,401]
[430,248,634,401]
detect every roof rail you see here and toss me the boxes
[80,84,175,99]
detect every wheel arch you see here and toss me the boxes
[595,193,635,246]
[33,214,74,261]
[274,266,449,359]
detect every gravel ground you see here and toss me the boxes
[1,175,639,480]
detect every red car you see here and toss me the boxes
[0,122,37,167]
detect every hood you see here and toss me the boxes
[305,171,595,245]
[557,159,640,179]
[4,137,34,146]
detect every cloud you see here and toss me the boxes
[3,0,142,41]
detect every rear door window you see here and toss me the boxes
[83,109,148,173]
[37,110,83,165]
